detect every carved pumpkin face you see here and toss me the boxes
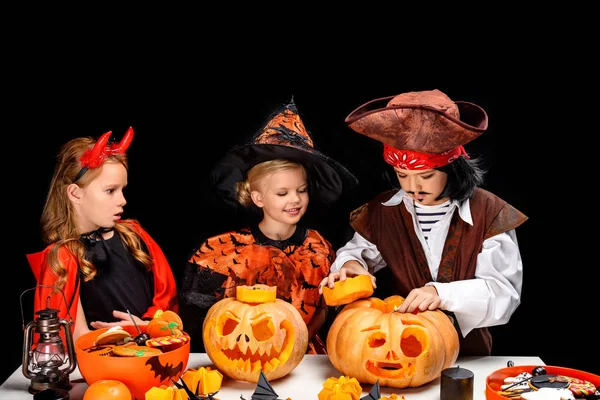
[326,295,459,388]
[202,285,308,383]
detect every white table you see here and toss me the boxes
[0,354,544,400]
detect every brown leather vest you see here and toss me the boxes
[349,187,528,356]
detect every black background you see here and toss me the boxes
[4,45,598,387]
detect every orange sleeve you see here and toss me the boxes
[28,245,80,335]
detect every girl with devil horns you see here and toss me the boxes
[27,127,178,339]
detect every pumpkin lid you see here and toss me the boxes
[322,274,374,306]
[236,284,277,303]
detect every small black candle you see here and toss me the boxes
[441,366,474,400]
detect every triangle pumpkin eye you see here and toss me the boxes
[219,311,240,336]
[368,332,387,348]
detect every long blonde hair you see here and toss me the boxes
[41,137,152,291]
[235,159,307,208]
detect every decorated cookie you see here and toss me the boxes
[497,387,535,399]
[83,344,115,356]
[529,374,570,390]
[497,371,535,398]
[564,376,597,397]
[521,387,575,399]
[145,334,190,348]
[501,372,532,390]
[113,344,163,357]
[93,326,132,346]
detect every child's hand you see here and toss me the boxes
[319,260,376,294]
[90,310,147,329]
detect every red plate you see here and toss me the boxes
[485,365,600,399]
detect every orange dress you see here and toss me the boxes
[185,226,333,327]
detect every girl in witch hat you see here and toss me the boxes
[320,89,528,357]
[27,127,178,339]
[180,99,358,354]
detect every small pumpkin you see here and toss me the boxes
[326,295,459,389]
[180,366,223,396]
[318,376,362,400]
[83,379,132,400]
[322,275,374,306]
[202,284,308,383]
[146,310,184,338]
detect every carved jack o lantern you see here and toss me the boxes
[202,284,308,383]
[326,295,459,389]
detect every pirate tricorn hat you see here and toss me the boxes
[211,99,358,206]
[345,89,488,154]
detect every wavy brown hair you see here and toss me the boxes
[41,136,152,292]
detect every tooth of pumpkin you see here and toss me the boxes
[225,334,237,351]
[237,358,248,371]
[262,342,272,356]
[263,360,273,373]
[248,341,258,355]
[251,360,262,374]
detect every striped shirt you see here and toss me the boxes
[414,200,451,243]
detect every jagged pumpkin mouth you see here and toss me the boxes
[211,320,295,373]
[220,342,283,363]
[365,360,415,378]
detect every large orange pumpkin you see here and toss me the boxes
[202,284,308,383]
[326,295,459,388]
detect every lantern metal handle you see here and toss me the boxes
[20,285,74,330]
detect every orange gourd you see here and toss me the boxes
[180,366,223,396]
[144,385,186,400]
[326,295,459,388]
[83,379,132,400]
[322,275,374,306]
[146,310,184,338]
[202,284,308,383]
[318,376,363,400]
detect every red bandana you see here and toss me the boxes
[383,144,469,170]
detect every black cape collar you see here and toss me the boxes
[251,225,308,250]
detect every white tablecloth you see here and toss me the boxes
[0,354,544,400]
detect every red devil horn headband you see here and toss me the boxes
[73,126,134,183]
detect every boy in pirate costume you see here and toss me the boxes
[320,89,528,356]
[181,99,358,354]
